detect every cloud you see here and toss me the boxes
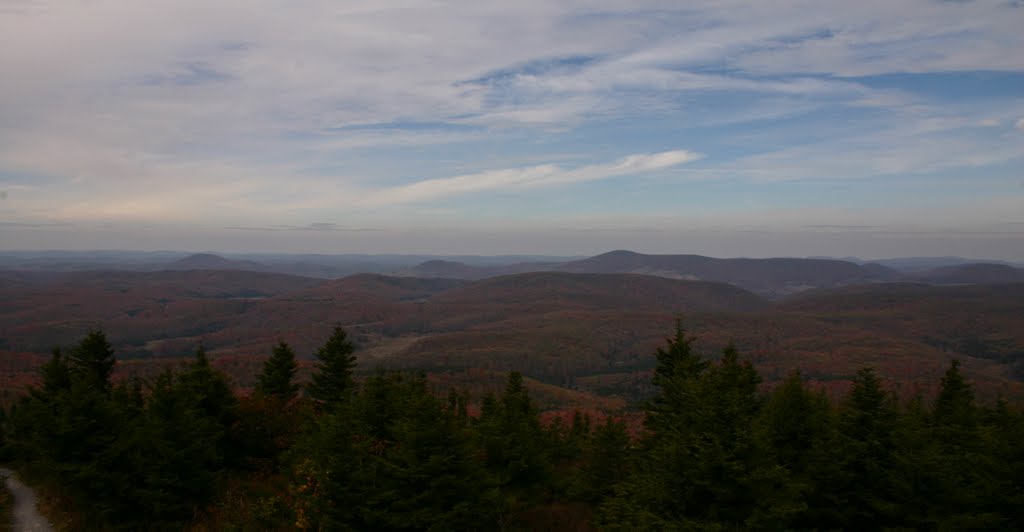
[364,150,702,205]
[719,129,1024,183]
[2,1,1019,152]
[978,119,1000,127]
[0,0,1022,248]
[0,220,73,228]
[225,223,378,232]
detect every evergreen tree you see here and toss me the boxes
[10,325,1024,530]
[477,372,551,496]
[980,396,1024,528]
[599,326,713,530]
[644,320,708,435]
[10,334,122,501]
[825,367,901,529]
[753,370,832,528]
[179,344,238,466]
[758,370,830,471]
[691,345,763,526]
[574,417,630,504]
[891,391,932,528]
[292,371,498,530]
[68,330,116,392]
[180,344,237,428]
[98,369,223,529]
[601,340,766,529]
[934,359,975,429]
[924,360,1002,528]
[255,341,299,402]
[41,374,122,521]
[37,347,71,397]
[306,325,357,406]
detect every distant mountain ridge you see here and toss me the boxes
[395,250,1024,298]
[164,253,266,271]
[396,259,561,280]
[910,263,1024,285]
[3,250,1021,298]
[398,250,899,298]
[556,250,900,296]
[829,256,1020,271]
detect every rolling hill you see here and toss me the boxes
[554,250,897,297]
[164,253,266,271]
[393,250,903,298]
[0,270,322,355]
[2,264,1023,407]
[910,263,1024,285]
[396,259,562,280]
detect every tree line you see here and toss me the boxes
[1,324,1022,530]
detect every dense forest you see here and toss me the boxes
[1,325,1022,530]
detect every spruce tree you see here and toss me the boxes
[98,369,222,529]
[602,338,766,529]
[751,370,831,528]
[476,371,551,515]
[575,417,630,504]
[927,359,998,528]
[180,344,237,426]
[69,330,116,392]
[306,326,357,406]
[37,347,72,397]
[293,371,498,530]
[829,367,900,529]
[758,370,830,471]
[645,320,708,435]
[255,341,299,402]
[934,359,975,428]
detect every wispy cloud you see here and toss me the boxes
[225,223,379,232]
[0,1,1022,256]
[362,150,702,205]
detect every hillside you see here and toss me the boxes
[0,270,323,355]
[202,274,467,357]
[164,253,266,271]
[391,250,902,298]
[428,272,768,314]
[554,250,894,298]
[870,256,1017,271]
[910,263,1024,285]
[2,269,1023,406]
[399,260,494,280]
[396,259,562,280]
[775,282,1024,385]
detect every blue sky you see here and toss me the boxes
[1,0,1023,259]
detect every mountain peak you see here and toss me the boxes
[595,249,642,258]
[166,253,263,271]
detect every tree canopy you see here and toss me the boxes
[2,326,1022,530]
[255,341,299,402]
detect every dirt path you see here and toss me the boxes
[0,468,53,532]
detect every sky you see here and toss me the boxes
[1,0,1023,259]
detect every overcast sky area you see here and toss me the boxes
[1,1,1023,259]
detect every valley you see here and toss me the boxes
[2,250,1023,408]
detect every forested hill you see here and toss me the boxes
[3,270,1024,403]
[1,327,1021,529]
